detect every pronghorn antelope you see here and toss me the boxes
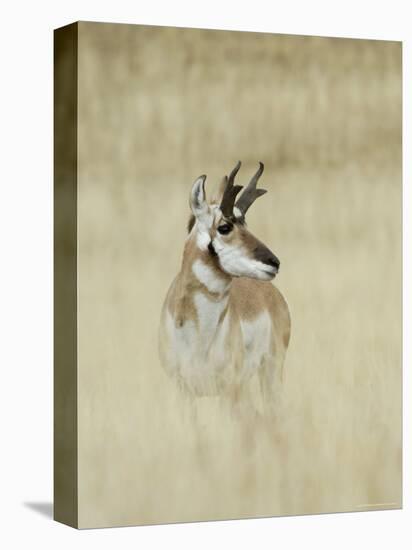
[159,161,291,412]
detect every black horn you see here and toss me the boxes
[235,162,267,216]
[220,161,243,218]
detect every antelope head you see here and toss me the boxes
[188,161,280,281]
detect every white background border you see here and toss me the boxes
[0,1,409,548]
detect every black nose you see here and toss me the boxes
[266,254,280,271]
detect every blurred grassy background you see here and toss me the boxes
[75,22,401,527]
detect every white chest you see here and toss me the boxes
[162,293,272,394]
[239,311,272,374]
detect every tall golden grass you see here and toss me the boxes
[75,23,401,527]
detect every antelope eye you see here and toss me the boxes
[217,223,233,235]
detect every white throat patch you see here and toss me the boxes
[192,258,230,295]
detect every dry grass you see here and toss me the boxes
[75,22,401,527]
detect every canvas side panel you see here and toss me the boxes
[54,22,78,529]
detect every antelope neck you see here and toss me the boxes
[180,247,232,301]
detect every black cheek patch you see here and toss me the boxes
[208,241,217,257]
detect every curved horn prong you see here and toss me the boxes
[235,162,267,216]
[220,161,243,218]
[228,160,242,185]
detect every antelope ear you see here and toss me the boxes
[189,175,210,221]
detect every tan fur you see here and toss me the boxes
[159,234,290,408]
[166,235,231,321]
[159,170,291,411]
[230,277,290,326]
